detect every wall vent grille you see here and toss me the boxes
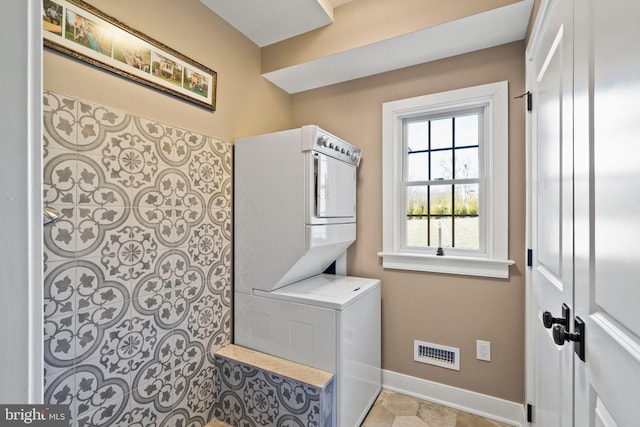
[414,340,460,371]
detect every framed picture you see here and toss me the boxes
[43,0,217,111]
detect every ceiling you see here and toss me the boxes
[197,0,354,47]
[199,0,342,47]
[200,0,534,93]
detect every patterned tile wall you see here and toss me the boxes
[213,353,335,427]
[42,90,232,427]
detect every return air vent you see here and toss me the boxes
[414,340,460,371]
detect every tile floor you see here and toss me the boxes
[205,389,514,427]
[361,389,513,427]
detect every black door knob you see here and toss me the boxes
[552,324,580,346]
[542,303,570,329]
[543,311,566,329]
[553,325,568,345]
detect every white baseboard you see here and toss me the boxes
[382,370,527,427]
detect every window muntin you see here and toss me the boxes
[402,109,484,253]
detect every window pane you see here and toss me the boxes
[454,217,479,249]
[406,186,428,247]
[407,152,429,181]
[406,218,428,247]
[431,149,452,180]
[429,184,452,215]
[429,217,452,247]
[407,121,429,152]
[430,118,453,149]
[407,186,428,217]
[455,114,479,147]
[454,184,479,249]
[454,147,479,179]
[454,183,479,215]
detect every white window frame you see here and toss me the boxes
[378,81,514,278]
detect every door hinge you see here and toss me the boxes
[527,249,533,267]
[527,403,534,422]
[515,91,532,112]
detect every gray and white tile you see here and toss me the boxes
[43,90,232,427]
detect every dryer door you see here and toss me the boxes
[315,153,356,219]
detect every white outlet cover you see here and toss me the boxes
[476,340,491,362]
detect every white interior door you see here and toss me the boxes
[573,0,640,425]
[0,0,43,403]
[0,0,43,404]
[530,0,640,425]
[528,0,574,425]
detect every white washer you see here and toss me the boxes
[234,274,381,427]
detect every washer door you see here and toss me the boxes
[315,153,356,218]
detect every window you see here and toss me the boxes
[379,81,514,278]
[404,109,483,251]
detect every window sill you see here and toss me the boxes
[377,252,515,278]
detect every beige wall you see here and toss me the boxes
[292,41,526,403]
[44,0,292,142]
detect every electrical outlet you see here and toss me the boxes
[476,340,491,362]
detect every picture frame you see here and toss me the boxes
[43,0,217,111]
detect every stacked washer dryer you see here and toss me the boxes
[234,125,381,427]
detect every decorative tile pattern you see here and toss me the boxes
[212,351,335,427]
[43,91,232,427]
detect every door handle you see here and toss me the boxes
[552,316,586,362]
[542,303,570,329]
